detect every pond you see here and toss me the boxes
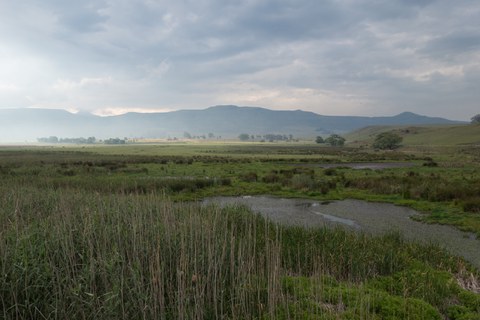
[203,196,480,269]
[295,162,417,170]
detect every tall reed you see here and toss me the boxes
[0,186,475,319]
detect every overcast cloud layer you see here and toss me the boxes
[0,0,479,120]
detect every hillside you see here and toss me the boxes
[0,105,464,142]
[347,123,480,146]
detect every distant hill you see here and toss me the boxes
[0,105,465,142]
[347,123,480,146]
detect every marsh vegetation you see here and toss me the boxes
[0,143,479,319]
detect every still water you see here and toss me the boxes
[204,196,480,268]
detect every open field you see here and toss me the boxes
[347,123,480,147]
[1,142,479,319]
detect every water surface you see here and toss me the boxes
[204,196,480,268]
[297,162,416,170]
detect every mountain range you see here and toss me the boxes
[0,105,465,142]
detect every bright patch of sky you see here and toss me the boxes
[0,0,479,120]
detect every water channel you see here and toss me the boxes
[204,196,480,269]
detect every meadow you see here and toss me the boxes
[0,142,479,319]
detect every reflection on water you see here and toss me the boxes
[296,162,416,170]
[204,196,480,269]
[311,210,359,228]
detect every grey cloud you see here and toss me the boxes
[421,31,480,60]
[1,0,480,120]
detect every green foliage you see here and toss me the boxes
[1,186,475,319]
[373,131,403,150]
[281,276,442,319]
[325,134,346,146]
[447,305,480,320]
[37,135,59,143]
[104,137,126,144]
[471,114,480,124]
[238,133,250,141]
[1,145,480,319]
[463,198,480,213]
[38,136,96,144]
[241,171,258,182]
[316,136,324,144]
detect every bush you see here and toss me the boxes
[462,198,480,213]
[323,168,337,176]
[423,159,439,167]
[262,172,281,183]
[325,134,346,146]
[290,174,316,190]
[373,132,403,150]
[241,171,258,182]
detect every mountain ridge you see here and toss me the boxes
[0,105,465,142]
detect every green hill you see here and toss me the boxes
[347,123,480,146]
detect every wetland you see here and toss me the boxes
[1,143,479,319]
[205,196,480,268]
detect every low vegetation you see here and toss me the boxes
[1,187,478,319]
[347,122,480,147]
[0,142,479,319]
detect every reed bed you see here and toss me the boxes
[1,185,478,319]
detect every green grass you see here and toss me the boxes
[1,186,478,319]
[1,144,480,234]
[347,123,480,147]
[1,144,480,318]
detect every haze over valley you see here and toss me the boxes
[0,105,465,142]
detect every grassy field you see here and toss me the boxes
[1,142,479,319]
[347,123,480,147]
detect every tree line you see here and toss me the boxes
[37,136,97,144]
[238,133,295,142]
[37,136,127,145]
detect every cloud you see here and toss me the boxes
[0,0,479,120]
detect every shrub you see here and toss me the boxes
[373,132,403,150]
[262,172,281,183]
[423,160,439,167]
[462,198,480,213]
[323,168,337,176]
[290,174,316,190]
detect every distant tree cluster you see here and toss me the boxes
[104,138,126,145]
[238,133,250,141]
[238,133,295,142]
[183,132,219,140]
[37,136,96,144]
[324,134,346,146]
[471,114,480,124]
[37,136,59,143]
[315,136,324,144]
[373,132,403,150]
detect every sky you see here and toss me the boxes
[0,0,479,120]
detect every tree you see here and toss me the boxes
[373,132,403,150]
[315,136,324,144]
[104,138,126,145]
[238,133,250,141]
[471,114,480,124]
[325,134,345,146]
